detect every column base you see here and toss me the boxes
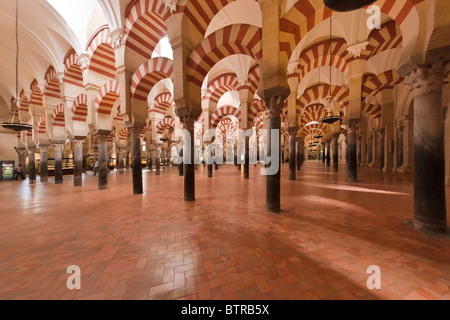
[266,203,281,213]
[414,217,448,234]
[398,164,414,173]
[383,167,394,172]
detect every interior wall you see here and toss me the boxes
[0,132,18,164]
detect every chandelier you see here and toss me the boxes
[1,0,32,132]
[321,16,341,125]
[323,0,376,12]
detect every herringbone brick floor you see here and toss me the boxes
[0,162,449,300]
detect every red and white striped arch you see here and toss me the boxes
[19,90,29,112]
[205,73,239,105]
[156,117,176,134]
[44,66,61,99]
[210,105,242,128]
[37,114,47,134]
[216,118,236,143]
[130,57,173,101]
[280,0,423,61]
[248,99,265,123]
[292,38,350,79]
[186,24,262,88]
[152,92,174,116]
[72,94,88,122]
[87,27,116,79]
[118,127,129,142]
[124,0,170,64]
[362,69,403,99]
[64,50,83,87]
[95,80,120,115]
[245,64,260,97]
[52,104,65,127]
[29,79,43,106]
[301,103,331,126]
[297,84,349,112]
[363,103,382,119]
[253,112,264,130]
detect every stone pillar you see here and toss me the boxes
[126,152,130,170]
[326,139,331,167]
[156,147,161,176]
[405,63,448,233]
[399,116,414,173]
[178,148,183,176]
[39,145,49,183]
[446,103,450,185]
[73,138,84,187]
[321,142,326,164]
[244,135,250,179]
[296,139,301,171]
[118,147,125,174]
[288,128,298,180]
[53,143,64,184]
[378,128,385,170]
[347,120,360,182]
[396,124,404,170]
[27,147,36,184]
[181,114,197,201]
[130,127,143,195]
[332,134,339,172]
[16,147,27,178]
[262,93,286,213]
[357,136,362,166]
[97,132,109,190]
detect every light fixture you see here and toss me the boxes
[1,0,32,132]
[321,16,341,125]
[323,0,375,12]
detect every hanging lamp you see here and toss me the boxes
[323,0,375,12]
[1,0,32,132]
[321,16,341,125]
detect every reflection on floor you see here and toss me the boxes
[0,161,449,300]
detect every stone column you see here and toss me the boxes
[347,120,360,182]
[16,147,27,178]
[178,148,184,176]
[296,139,301,171]
[321,142,326,164]
[405,63,448,233]
[396,124,404,170]
[326,139,331,167]
[156,147,161,176]
[288,128,298,180]
[399,116,414,173]
[130,127,144,195]
[27,146,36,184]
[181,114,197,201]
[39,145,49,183]
[357,136,362,166]
[378,128,385,170]
[118,147,125,174]
[262,92,286,213]
[332,134,339,172]
[244,135,250,179]
[97,132,109,190]
[53,143,64,184]
[73,138,84,187]
[446,103,450,185]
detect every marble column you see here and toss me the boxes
[156,147,161,176]
[396,125,404,170]
[118,147,125,174]
[262,92,286,213]
[244,135,250,179]
[181,114,197,201]
[288,128,298,180]
[322,143,326,164]
[130,127,143,195]
[53,143,64,184]
[296,139,301,171]
[27,147,36,184]
[97,132,109,190]
[332,134,339,172]
[357,136,362,166]
[126,153,130,170]
[39,145,49,183]
[406,63,448,233]
[378,128,385,170]
[73,138,84,187]
[347,120,360,182]
[399,117,414,173]
[178,148,184,176]
[16,147,27,178]
[326,139,331,167]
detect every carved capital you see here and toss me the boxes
[162,0,178,13]
[78,54,90,70]
[39,145,49,153]
[180,114,198,131]
[404,62,450,97]
[346,41,369,58]
[53,143,65,151]
[73,139,85,148]
[287,127,299,137]
[347,118,361,133]
[56,72,65,85]
[96,130,111,143]
[110,28,124,49]
[129,126,144,139]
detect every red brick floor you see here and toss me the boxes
[0,162,449,300]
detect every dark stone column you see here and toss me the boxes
[407,64,448,233]
[378,128,385,170]
[368,135,373,164]
[73,138,84,187]
[288,128,298,180]
[282,148,285,164]
[118,147,125,174]
[300,141,304,166]
[39,145,48,183]
[322,143,326,164]
[82,155,87,173]
[130,127,143,195]
[262,89,288,213]
[326,140,331,167]
[97,132,109,190]
[126,152,130,170]
[27,147,36,184]
[156,148,161,176]
[347,120,360,182]
[54,143,64,184]
[397,125,404,169]
[333,134,339,172]
[178,148,183,176]
[244,135,250,179]
[181,114,198,202]
[16,147,27,179]
[357,136,362,166]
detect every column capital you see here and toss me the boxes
[53,143,65,151]
[96,130,111,143]
[347,118,361,133]
[287,126,299,137]
[128,126,144,139]
[376,128,386,136]
[404,62,450,97]
[332,133,340,140]
[346,41,369,58]
[39,145,49,152]
[259,87,290,119]
[73,139,85,148]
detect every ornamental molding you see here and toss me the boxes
[162,0,178,14]
[346,41,369,58]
